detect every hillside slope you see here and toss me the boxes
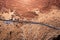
[0,6,60,40]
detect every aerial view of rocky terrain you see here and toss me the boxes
[0,0,60,40]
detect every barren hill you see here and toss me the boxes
[0,0,60,40]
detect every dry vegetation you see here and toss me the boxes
[0,6,60,40]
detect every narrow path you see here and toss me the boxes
[0,18,60,30]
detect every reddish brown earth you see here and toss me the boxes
[0,0,60,40]
[0,0,60,20]
[0,0,60,13]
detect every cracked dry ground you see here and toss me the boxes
[0,8,60,40]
